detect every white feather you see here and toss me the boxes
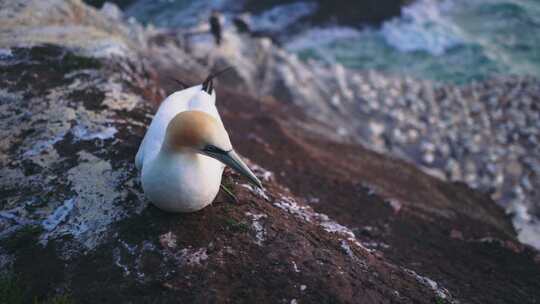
[135,85,219,170]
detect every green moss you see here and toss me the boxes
[221,175,235,190]
[0,273,73,304]
[0,273,24,304]
[23,45,101,72]
[223,218,249,233]
[1,225,43,252]
[220,184,238,203]
[40,294,75,304]
[61,52,101,71]
[434,296,447,304]
[219,173,238,204]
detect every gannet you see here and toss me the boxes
[136,70,262,212]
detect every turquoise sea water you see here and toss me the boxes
[124,0,540,84]
[284,0,540,84]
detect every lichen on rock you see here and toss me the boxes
[0,44,148,254]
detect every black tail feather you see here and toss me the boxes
[201,66,234,94]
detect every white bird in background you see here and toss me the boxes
[135,69,262,213]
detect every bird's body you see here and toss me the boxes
[141,148,223,212]
[136,79,261,213]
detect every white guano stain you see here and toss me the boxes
[404,268,455,302]
[292,261,300,273]
[245,212,267,246]
[72,124,118,141]
[177,247,209,266]
[274,195,372,254]
[42,198,76,231]
[159,232,178,249]
[241,184,270,201]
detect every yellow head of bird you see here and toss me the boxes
[164,110,262,188]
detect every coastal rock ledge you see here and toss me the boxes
[1,1,539,303]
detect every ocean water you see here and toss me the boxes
[123,0,540,84]
[285,0,540,84]
[123,0,229,28]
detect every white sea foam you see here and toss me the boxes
[380,0,463,55]
[0,48,13,59]
[250,2,317,33]
[283,26,365,66]
[285,26,362,53]
[284,0,462,57]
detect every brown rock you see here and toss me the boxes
[450,229,464,240]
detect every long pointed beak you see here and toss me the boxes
[213,150,262,188]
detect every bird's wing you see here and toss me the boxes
[135,85,201,170]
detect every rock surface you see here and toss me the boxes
[1,1,539,303]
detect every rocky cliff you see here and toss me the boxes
[0,1,539,303]
[144,8,540,250]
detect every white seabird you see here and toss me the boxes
[135,70,262,212]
